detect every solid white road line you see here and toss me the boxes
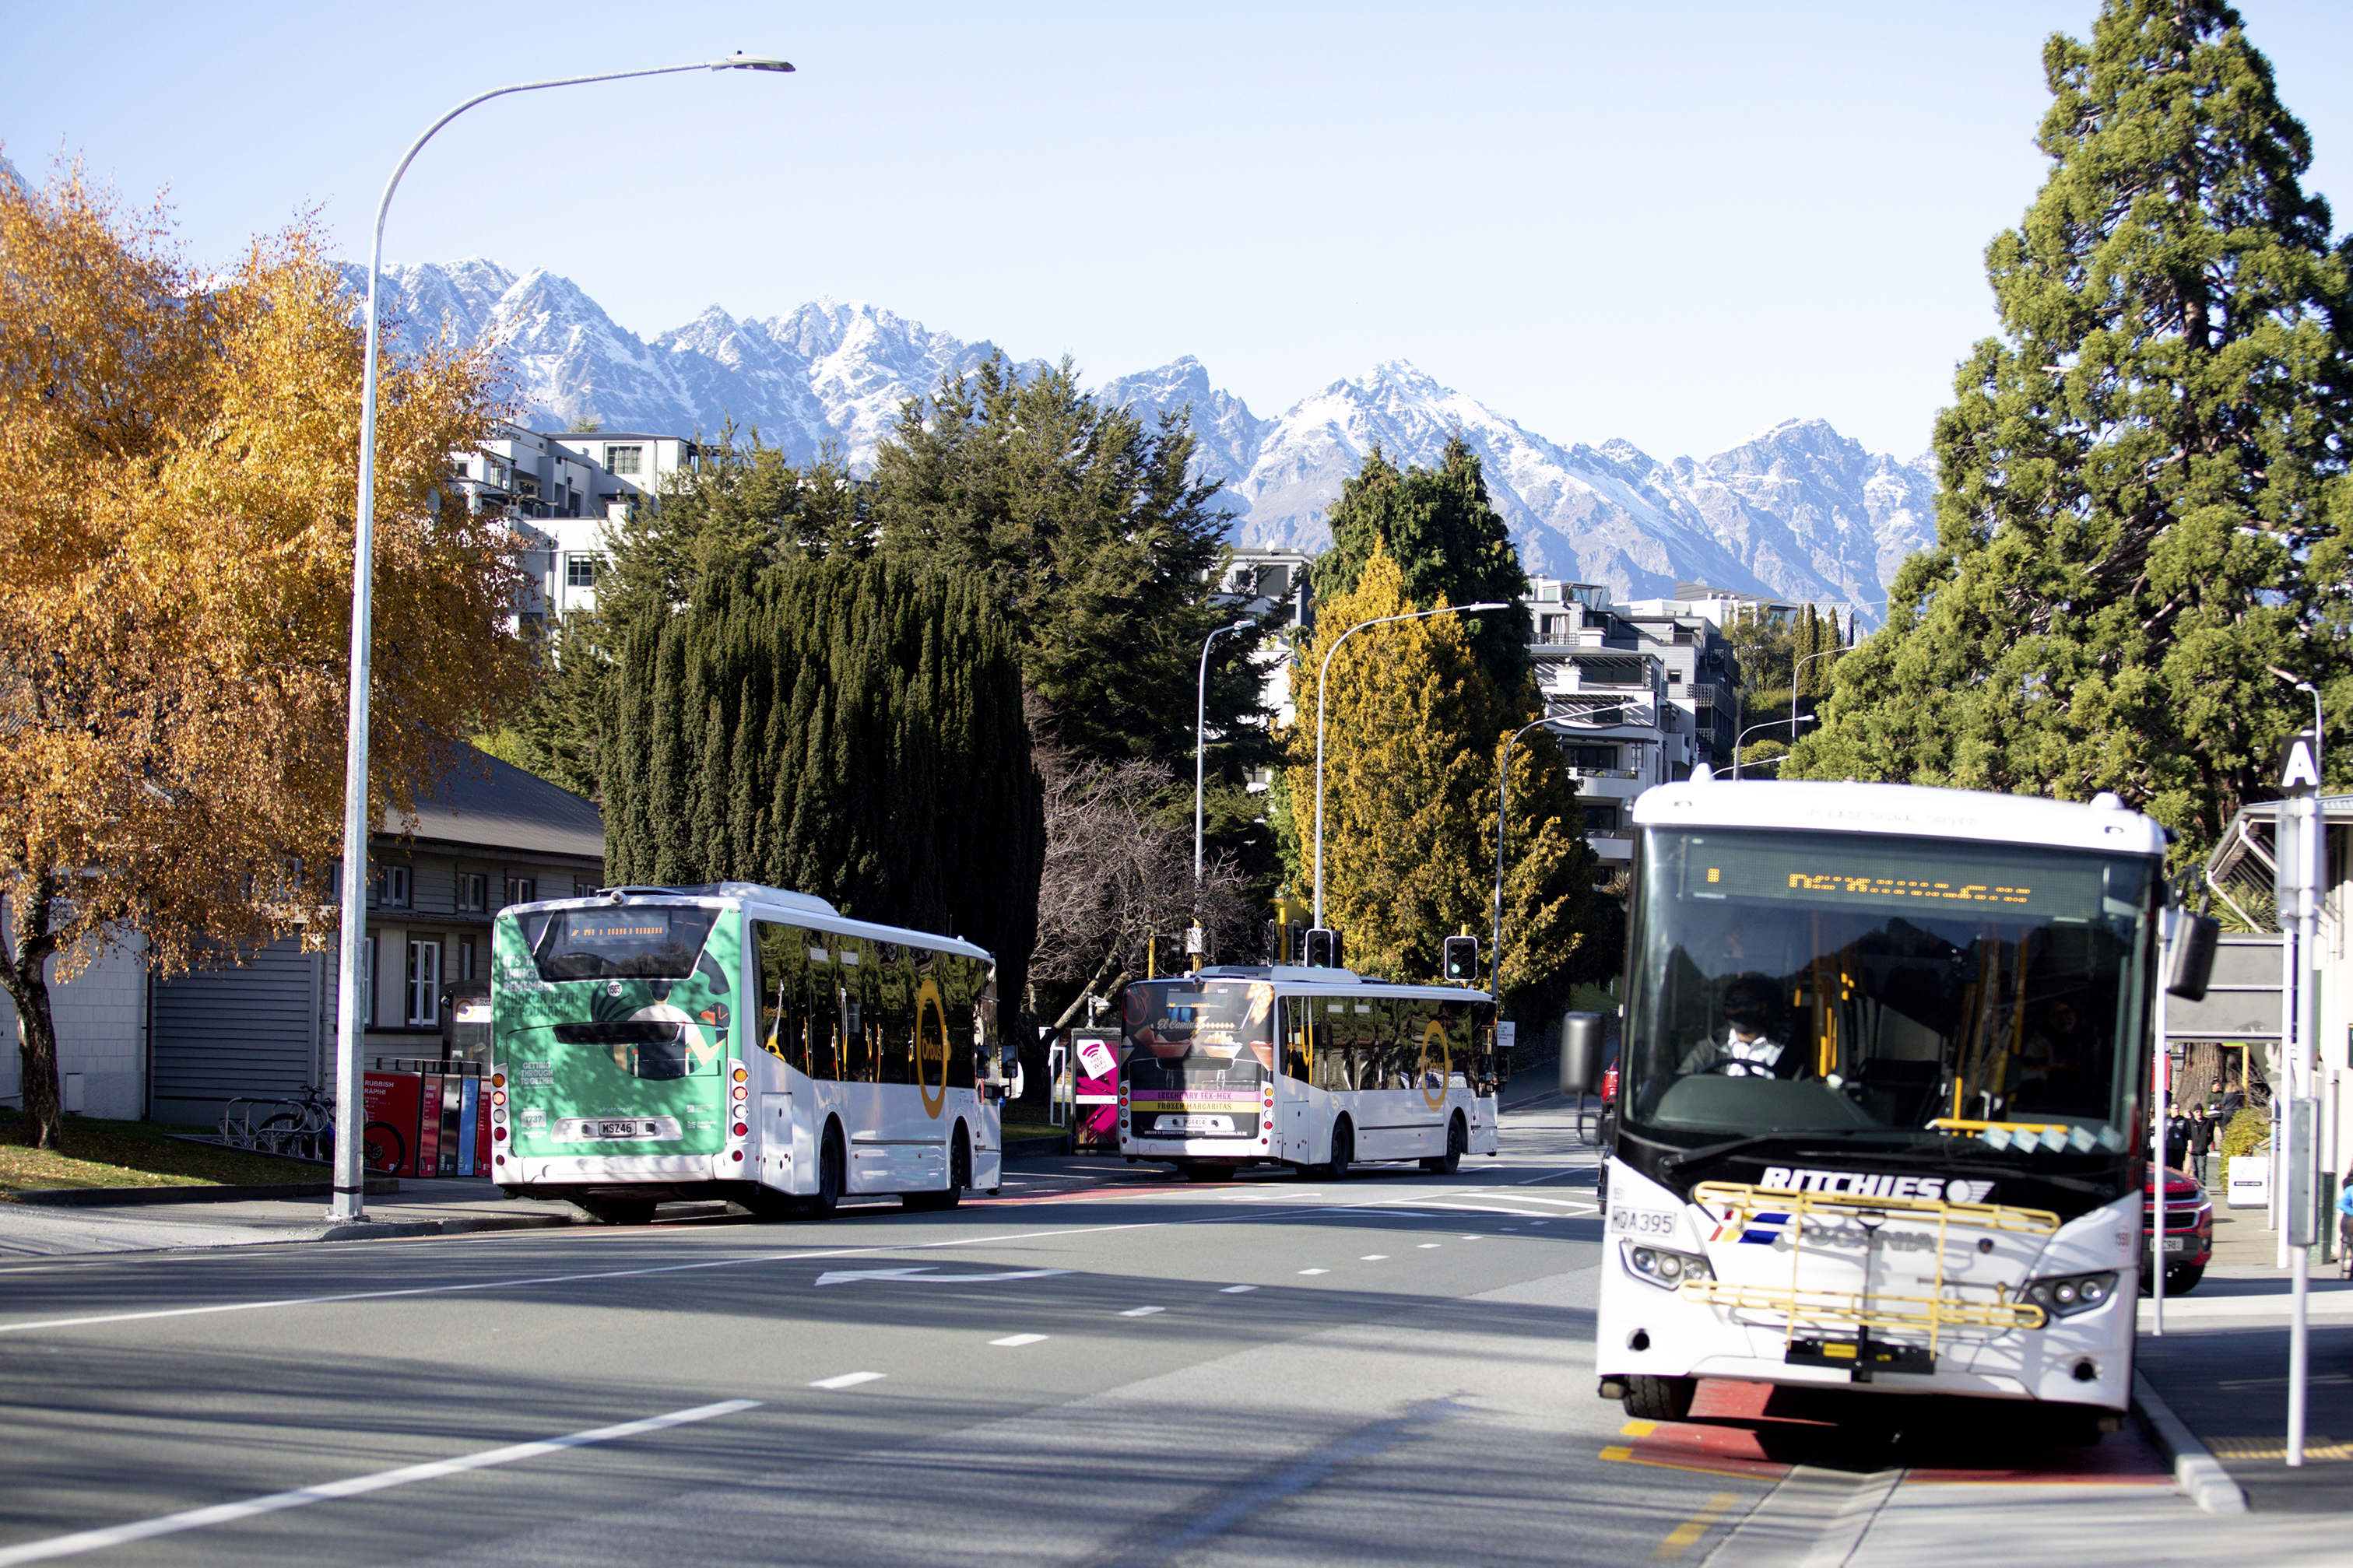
[989,1334,1048,1347]
[1119,1306,1165,1317]
[0,1399,759,1568]
[809,1372,886,1390]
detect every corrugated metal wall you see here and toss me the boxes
[149,937,323,1128]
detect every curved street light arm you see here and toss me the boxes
[1312,602,1507,927]
[1729,714,1811,779]
[332,55,791,1223]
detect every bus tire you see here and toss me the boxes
[1422,1113,1466,1175]
[806,1124,845,1220]
[1324,1118,1354,1181]
[1621,1375,1696,1422]
[577,1198,655,1226]
[904,1125,969,1212]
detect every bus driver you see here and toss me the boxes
[1678,973,1803,1079]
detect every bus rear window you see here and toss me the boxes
[523,908,718,981]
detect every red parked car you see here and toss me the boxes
[2146,1164,2214,1294]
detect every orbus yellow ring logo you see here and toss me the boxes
[1420,1020,1450,1110]
[915,977,950,1119]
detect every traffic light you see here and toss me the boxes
[1443,935,1480,983]
[1303,927,1343,968]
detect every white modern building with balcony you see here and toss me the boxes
[1529,580,1743,876]
[450,426,702,626]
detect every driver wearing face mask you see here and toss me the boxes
[1678,974,1805,1080]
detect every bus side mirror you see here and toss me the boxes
[1560,1012,1605,1096]
[2165,912,2218,1001]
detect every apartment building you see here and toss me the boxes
[451,426,702,625]
[1528,581,1743,876]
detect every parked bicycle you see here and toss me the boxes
[219,1086,406,1175]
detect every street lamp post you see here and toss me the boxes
[2266,665,2323,1466]
[1312,603,1508,927]
[1729,714,1814,779]
[1490,715,1573,996]
[328,54,792,1222]
[1193,618,1256,955]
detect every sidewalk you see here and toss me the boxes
[2137,1204,2353,1512]
[0,1177,574,1260]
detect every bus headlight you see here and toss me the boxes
[2022,1271,2118,1317]
[1623,1242,1713,1289]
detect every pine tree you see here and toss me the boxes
[1791,1,2353,859]
[871,353,1270,770]
[1281,542,1611,1011]
[1312,435,1534,694]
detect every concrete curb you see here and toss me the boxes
[1003,1134,1074,1158]
[2132,1369,2248,1514]
[314,1212,576,1243]
[9,1177,402,1208]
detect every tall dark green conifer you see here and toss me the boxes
[1793,0,2353,860]
[603,557,1042,1001]
[1312,436,1533,694]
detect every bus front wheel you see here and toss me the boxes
[1621,1375,1696,1422]
[1422,1113,1466,1175]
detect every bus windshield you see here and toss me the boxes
[1623,826,2155,1158]
[1121,980,1275,1087]
[521,907,719,982]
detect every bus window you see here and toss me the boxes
[807,939,841,1082]
[939,953,978,1092]
[876,942,914,1086]
[1283,997,1312,1082]
[754,921,810,1074]
[838,938,873,1082]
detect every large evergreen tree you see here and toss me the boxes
[1282,542,1613,1016]
[871,353,1270,770]
[1790,0,2353,859]
[602,556,1042,1003]
[1312,436,1534,694]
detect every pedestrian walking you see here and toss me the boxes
[2165,1102,2191,1170]
[2186,1105,2215,1187]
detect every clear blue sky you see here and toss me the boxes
[5,2,2347,460]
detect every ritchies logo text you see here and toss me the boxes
[1758,1166,1997,1204]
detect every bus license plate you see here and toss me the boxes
[1156,1114,1233,1134]
[601,1120,648,1138]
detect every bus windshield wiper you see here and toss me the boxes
[1659,1128,1919,1173]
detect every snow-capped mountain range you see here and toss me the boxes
[355,257,1939,622]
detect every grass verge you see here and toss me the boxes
[0,1116,321,1197]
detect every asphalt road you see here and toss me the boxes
[1,1105,2343,1567]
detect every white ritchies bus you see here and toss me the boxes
[1593,778,2204,1438]
[1118,966,1501,1179]
[490,883,1009,1224]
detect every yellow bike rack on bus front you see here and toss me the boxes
[1679,1181,2063,1368]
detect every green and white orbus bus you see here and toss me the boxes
[1594,777,2197,1437]
[1118,966,1502,1177]
[490,882,1009,1223]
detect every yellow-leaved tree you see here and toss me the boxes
[1281,542,1612,1010]
[0,160,526,1150]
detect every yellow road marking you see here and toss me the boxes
[1621,1419,1659,1437]
[1652,1492,1740,1561]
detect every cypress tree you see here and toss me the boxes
[1792,0,2353,859]
[604,556,1042,1003]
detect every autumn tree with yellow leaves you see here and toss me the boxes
[1280,544,1613,1016]
[0,162,525,1150]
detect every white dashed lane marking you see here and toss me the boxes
[810,1372,885,1391]
[1119,1307,1165,1317]
[1219,1285,1257,1293]
[1298,1268,1329,1276]
[989,1334,1047,1348]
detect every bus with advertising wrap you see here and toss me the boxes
[1119,966,1501,1178]
[1591,778,2211,1437]
[490,882,1009,1224]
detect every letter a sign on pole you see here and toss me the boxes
[2276,726,2322,1468]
